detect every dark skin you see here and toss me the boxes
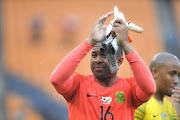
[87,12,133,54]
[90,42,123,87]
[87,11,132,87]
[150,53,180,103]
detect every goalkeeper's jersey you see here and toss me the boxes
[135,96,178,120]
[51,40,156,120]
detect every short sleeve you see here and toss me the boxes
[134,103,146,120]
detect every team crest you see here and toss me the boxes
[161,112,167,119]
[115,91,125,103]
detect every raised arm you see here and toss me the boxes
[50,12,113,95]
[126,50,156,101]
[112,19,156,102]
[50,40,92,94]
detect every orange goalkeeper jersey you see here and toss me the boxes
[50,40,156,120]
[63,74,145,120]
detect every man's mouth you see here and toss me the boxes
[94,66,104,71]
[93,64,105,71]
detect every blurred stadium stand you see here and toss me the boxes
[0,0,7,119]
[0,0,180,119]
[155,0,180,58]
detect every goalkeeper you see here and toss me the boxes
[50,11,156,120]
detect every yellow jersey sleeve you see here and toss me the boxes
[134,103,146,120]
[171,103,178,120]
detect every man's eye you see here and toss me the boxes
[170,71,177,77]
[170,72,175,77]
[92,54,97,57]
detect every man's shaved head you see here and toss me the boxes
[150,52,179,71]
[150,52,180,97]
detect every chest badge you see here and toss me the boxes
[161,112,167,119]
[101,96,112,104]
[115,91,125,103]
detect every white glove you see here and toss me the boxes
[106,6,143,36]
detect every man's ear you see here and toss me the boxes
[118,57,124,66]
[151,68,158,80]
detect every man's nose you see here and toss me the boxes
[95,55,103,62]
[174,76,179,85]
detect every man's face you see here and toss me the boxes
[90,43,114,78]
[155,59,180,96]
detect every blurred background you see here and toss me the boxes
[0,0,180,119]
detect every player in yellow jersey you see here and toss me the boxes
[135,52,180,120]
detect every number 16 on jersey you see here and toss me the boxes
[100,106,114,120]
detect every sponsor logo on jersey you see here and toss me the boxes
[115,91,125,103]
[87,93,97,97]
[153,114,158,118]
[101,96,112,104]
